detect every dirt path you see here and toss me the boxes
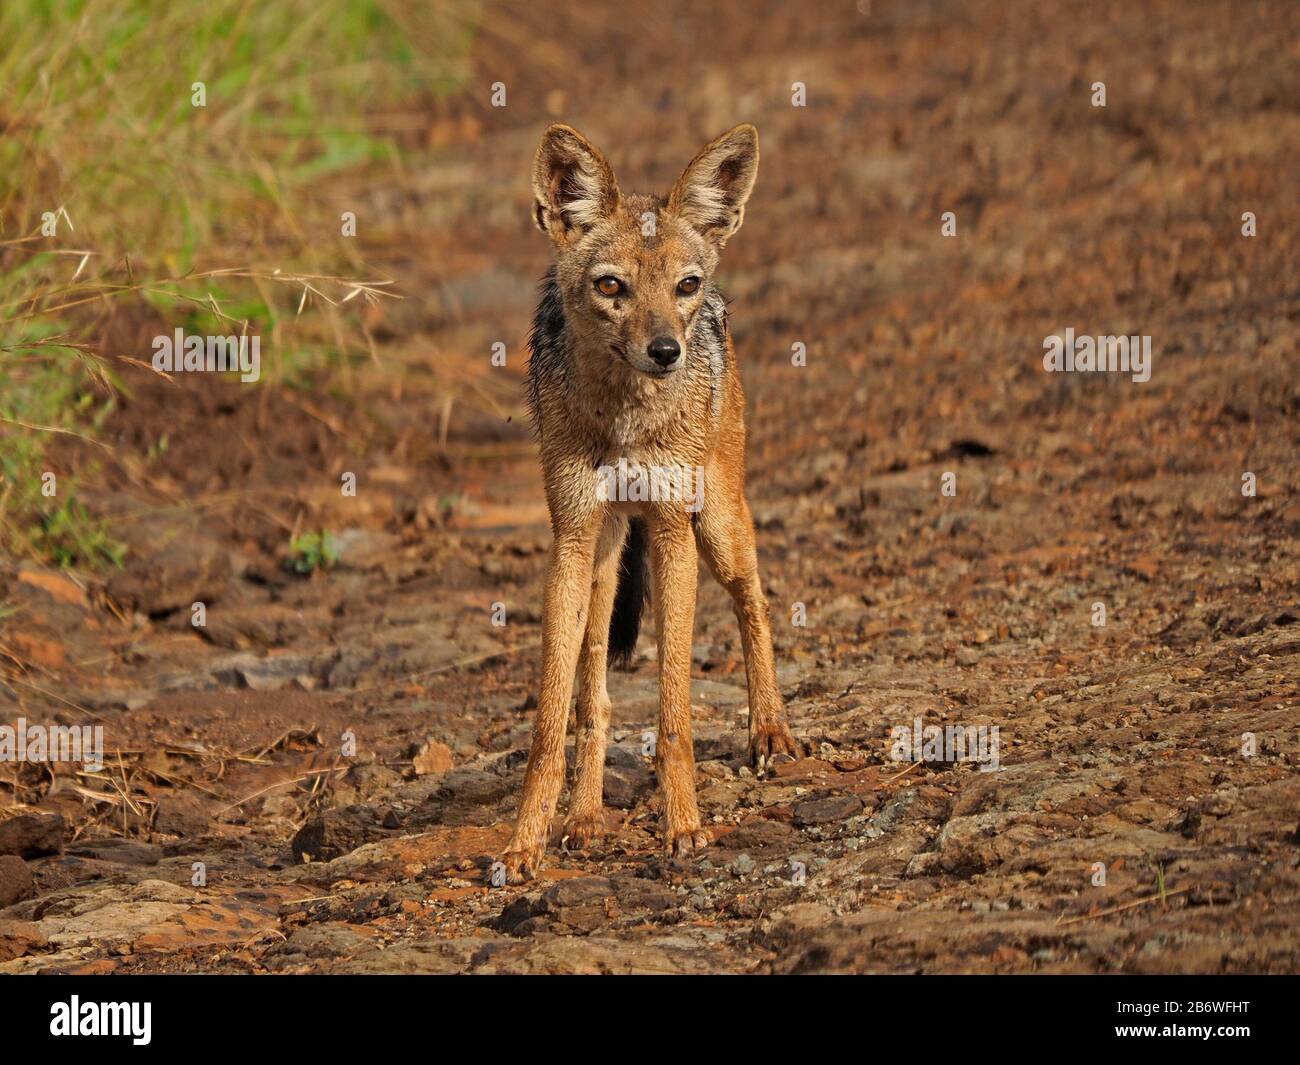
[2,0,1298,973]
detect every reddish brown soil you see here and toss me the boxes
[1,0,1298,974]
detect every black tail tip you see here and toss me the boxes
[609,518,649,670]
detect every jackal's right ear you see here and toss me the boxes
[532,125,621,245]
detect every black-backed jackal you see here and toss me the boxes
[503,123,798,882]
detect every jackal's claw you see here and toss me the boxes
[499,842,545,884]
[560,812,606,852]
[665,827,711,858]
[750,722,800,776]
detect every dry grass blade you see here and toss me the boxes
[347,640,544,696]
[1055,887,1192,927]
[216,766,348,816]
[250,725,322,762]
[877,761,924,788]
[0,412,114,451]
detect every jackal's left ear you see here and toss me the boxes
[667,124,759,248]
[533,124,621,246]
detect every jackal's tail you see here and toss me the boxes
[609,518,649,669]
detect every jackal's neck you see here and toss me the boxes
[526,270,724,453]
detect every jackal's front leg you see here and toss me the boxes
[503,518,600,882]
[649,511,709,857]
[562,515,627,850]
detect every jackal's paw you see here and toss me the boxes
[499,840,546,884]
[749,722,800,776]
[560,811,606,851]
[664,827,711,858]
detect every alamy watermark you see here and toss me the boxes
[151,328,261,382]
[1,717,104,771]
[1042,328,1151,383]
[890,716,1000,772]
[595,458,704,513]
[50,997,151,1045]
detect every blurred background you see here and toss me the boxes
[0,1,1296,973]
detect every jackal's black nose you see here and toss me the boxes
[647,336,681,367]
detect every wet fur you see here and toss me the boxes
[503,123,799,882]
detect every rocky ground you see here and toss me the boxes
[2,0,1298,973]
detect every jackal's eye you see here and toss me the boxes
[677,276,700,296]
[595,276,623,297]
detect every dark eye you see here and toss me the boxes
[595,276,623,297]
[677,276,700,296]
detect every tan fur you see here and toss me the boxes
[502,124,798,882]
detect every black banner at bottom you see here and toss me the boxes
[3,973,1291,1052]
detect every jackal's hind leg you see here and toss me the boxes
[694,490,799,774]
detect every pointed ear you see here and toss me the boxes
[532,124,621,245]
[666,124,759,248]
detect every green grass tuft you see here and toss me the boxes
[0,0,474,566]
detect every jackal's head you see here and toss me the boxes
[532,123,758,377]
